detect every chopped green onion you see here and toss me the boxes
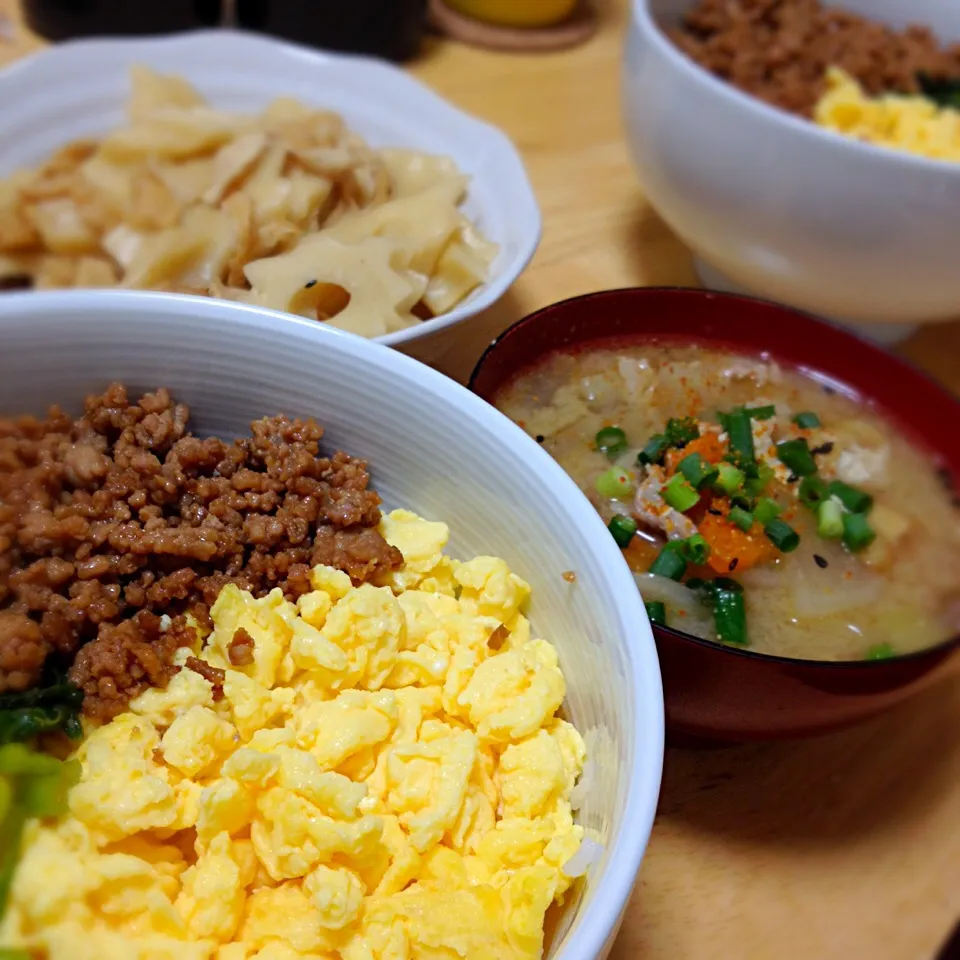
[644,601,667,626]
[678,452,719,491]
[637,433,670,466]
[731,494,756,512]
[711,578,748,646]
[714,462,744,495]
[793,411,822,429]
[681,533,711,565]
[775,438,818,477]
[753,497,781,526]
[742,461,773,497]
[649,542,687,581]
[595,426,626,457]
[596,466,633,499]
[720,408,755,466]
[765,519,800,552]
[798,475,829,510]
[817,499,844,539]
[608,514,637,548]
[746,404,776,420]
[866,642,895,661]
[728,506,755,532]
[842,512,876,553]
[828,480,873,514]
[665,417,700,448]
[662,474,700,512]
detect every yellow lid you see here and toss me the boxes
[443,0,578,28]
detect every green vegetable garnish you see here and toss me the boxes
[728,506,755,532]
[827,480,873,515]
[765,519,800,553]
[0,672,84,746]
[665,417,700,448]
[637,433,670,466]
[793,411,821,429]
[662,474,700,513]
[775,438,817,477]
[692,578,748,646]
[644,601,667,627]
[720,408,755,466]
[798,475,829,510]
[595,426,627,459]
[817,499,844,539]
[678,452,719,491]
[745,404,776,420]
[608,514,637,549]
[842,512,876,553]
[711,578,748,646]
[649,542,687,581]
[0,744,80,921]
[742,461,773,498]
[596,466,633,499]
[866,642,896,661]
[680,533,711,565]
[916,72,960,111]
[753,497,781,526]
[714,461,744,495]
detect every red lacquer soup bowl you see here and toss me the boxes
[469,288,960,741]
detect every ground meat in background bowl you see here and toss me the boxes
[0,383,402,720]
[669,0,960,117]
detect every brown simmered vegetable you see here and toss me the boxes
[0,383,402,720]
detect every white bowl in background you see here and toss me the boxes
[0,30,541,348]
[623,0,960,344]
[0,289,663,960]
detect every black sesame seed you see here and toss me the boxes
[707,507,723,516]
[811,442,834,456]
[786,473,799,484]
[535,434,545,444]
[813,554,829,569]
[823,386,837,395]
[304,279,317,288]
[728,558,739,572]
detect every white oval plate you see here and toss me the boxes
[0,29,541,347]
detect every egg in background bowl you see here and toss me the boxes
[623,0,960,344]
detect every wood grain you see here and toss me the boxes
[1,1,958,957]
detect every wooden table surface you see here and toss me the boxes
[2,2,959,958]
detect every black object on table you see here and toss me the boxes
[22,0,428,62]
[23,0,221,39]
[235,0,427,62]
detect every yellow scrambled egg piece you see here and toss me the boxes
[814,67,960,162]
[1,510,587,960]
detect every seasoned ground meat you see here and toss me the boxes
[0,383,402,719]
[228,627,256,667]
[670,0,960,117]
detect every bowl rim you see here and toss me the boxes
[0,286,664,960]
[468,284,960,669]
[631,0,960,177]
[0,28,542,349]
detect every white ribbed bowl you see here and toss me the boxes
[0,30,540,347]
[0,290,663,960]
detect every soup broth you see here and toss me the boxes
[495,343,960,661]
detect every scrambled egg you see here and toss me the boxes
[1,511,587,960]
[814,67,960,162]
